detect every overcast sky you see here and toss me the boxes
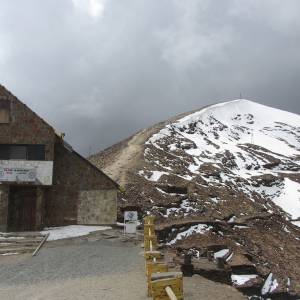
[0,0,299,155]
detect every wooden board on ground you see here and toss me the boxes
[0,232,47,256]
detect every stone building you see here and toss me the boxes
[0,85,118,232]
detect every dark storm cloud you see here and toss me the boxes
[0,0,299,155]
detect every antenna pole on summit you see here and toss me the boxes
[240,92,242,99]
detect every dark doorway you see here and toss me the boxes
[8,186,37,231]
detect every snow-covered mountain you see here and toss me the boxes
[90,99,300,297]
[145,99,300,222]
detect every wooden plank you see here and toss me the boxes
[145,251,163,260]
[146,262,169,296]
[0,231,44,237]
[147,262,168,277]
[144,235,158,241]
[144,240,158,252]
[32,233,49,256]
[0,246,37,254]
[144,224,155,228]
[151,276,183,300]
[151,272,182,281]
[144,216,155,225]
[144,226,155,236]
[0,238,43,244]
[165,286,178,300]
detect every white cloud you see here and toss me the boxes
[72,0,106,19]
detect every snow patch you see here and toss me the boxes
[292,221,300,227]
[168,224,212,245]
[146,171,169,182]
[165,199,199,217]
[272,178,300,219]
[41,225,111,241]
[261,273,279,295]
[231,274,258,286]
[214,248,230,259]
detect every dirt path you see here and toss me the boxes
[102,130,146,185]
[102,124,163,186]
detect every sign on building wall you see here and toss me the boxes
[0,167,37,182]
[0,160,53,185]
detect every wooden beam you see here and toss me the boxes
[165,286,177,300]
[32,233,49,257]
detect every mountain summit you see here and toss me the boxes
[90,99,300,297]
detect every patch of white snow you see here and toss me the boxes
[41,225,111,241]
[231,274,258,286]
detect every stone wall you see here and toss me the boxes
[45,139,118,226]
[77,189,117,224]
[0,185,9,231]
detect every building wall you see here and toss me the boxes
[77,189,117,224]
[0,86,118,230]
[45,140,118,226]
[0,87,55,231]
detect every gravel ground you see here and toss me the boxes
[0,231,147,300]
[0,230,245,300]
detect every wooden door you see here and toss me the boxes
[8,186,37,231]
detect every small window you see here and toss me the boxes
[10,146,27,160]
[0,145,9,160]
[0,100,10,123]
[0,144,45,161]
[27,145,45,160]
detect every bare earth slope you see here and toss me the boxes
[90,100,300,298]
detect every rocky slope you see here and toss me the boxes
[90,99,300,298]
